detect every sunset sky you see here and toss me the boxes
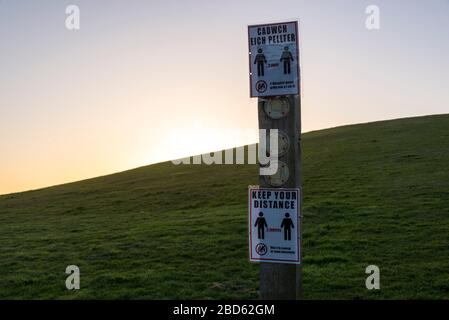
[1,0,448,195]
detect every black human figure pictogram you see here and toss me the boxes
[254,48,267,77]
[280,46,294,74]
[280,212,294,241]
[254,212,268,239]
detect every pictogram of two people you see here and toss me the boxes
[254,212,294,241]
[253,46,294,77]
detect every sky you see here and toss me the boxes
[1,0,448,195]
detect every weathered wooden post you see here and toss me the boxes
[258,96,301,299]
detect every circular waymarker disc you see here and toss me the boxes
[264,160,290,187]
[266,130,290,158]
[263,98,290,119]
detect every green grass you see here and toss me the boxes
[0,114,448,299]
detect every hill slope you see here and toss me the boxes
[0,114,448,299]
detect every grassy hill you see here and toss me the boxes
[0,114,448,299]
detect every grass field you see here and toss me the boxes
[0,114,448,299]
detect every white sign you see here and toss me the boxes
[248,187,300,264]
[248,21,300,97]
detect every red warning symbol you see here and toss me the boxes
[255,243,268,256]
[255,80,267,93]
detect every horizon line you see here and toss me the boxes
[1,112,446,197]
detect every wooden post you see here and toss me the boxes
[258,95,302,300]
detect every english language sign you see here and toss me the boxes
[248,186,300,264]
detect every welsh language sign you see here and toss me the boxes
[248,21,300,97]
